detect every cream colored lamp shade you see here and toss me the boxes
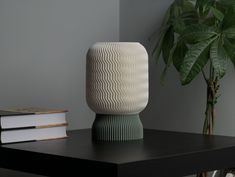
[86,42,148,141]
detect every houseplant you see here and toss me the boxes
[153,0,235,176]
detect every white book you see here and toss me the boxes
[0,107,67,129]
[1,125,67,144]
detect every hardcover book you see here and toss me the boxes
[0,107,68,129]
[1,124,67,144]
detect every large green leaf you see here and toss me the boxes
[210,7,224,21]
[224,38,235,67]
[162,27,174,64]
[161,4,171,27]
[170,1,181,18]
[181,24,217,44]
[181,0,195,12]
[152,4,172,62]
[173,41,188,71]
[195,0,203,9]
[160,42,178,84]
[210,38,228,78]
[152,30,167,63]
[196,0,213,17]
[180,36,217,85]
[172,1,198,34]
[223,27,235,39]
[195,0,205,16]
[173,17,186,34]
[181,11,198,24]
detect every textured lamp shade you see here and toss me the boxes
[86,42,148,141]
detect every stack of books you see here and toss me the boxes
[0,107,68,144]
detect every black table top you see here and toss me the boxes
[1,129,235,177]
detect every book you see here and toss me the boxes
[0,107,67,129]
[1,124,67,144]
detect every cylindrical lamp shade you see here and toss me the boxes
[86,42,148,141]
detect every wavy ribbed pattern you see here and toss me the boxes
[92,114,143,141]
[86,42,148,114]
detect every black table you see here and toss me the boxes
[1,129,235,177]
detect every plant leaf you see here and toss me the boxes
[210,7,224,21]
[152,30,167,63]
[173,17,186,34]
[181,11,198,24]
[171,1,198,34]
[196,0,205,16]
[181,24,217,44]
[181,0,195,12]
[162,27,174,64]
[223,27,235,39]
[210,38,228,78]
[173,41,188,71]
[161,4,172,27]
[151,4,172,62]
[160,66,168,86]
[224,38,235,67]
[195,0,203,9]
[180,36,217,85]
[196,0,213,17]
[160,43,178,85]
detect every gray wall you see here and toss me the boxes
[0,0,119,176]
[0,0,119,130]
[120,0,205,134]
[120,0,235,137]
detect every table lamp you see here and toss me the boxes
[86,42,148,141]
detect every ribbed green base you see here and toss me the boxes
[92,114,143,141]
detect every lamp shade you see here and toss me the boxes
[86,42,148,141]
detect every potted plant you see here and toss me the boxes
[153,0,235,176]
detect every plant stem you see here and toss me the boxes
[203,79,216,135]
[197,65,219,177]
[203,66,219,135]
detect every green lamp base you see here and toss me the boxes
[92,114,143,141]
